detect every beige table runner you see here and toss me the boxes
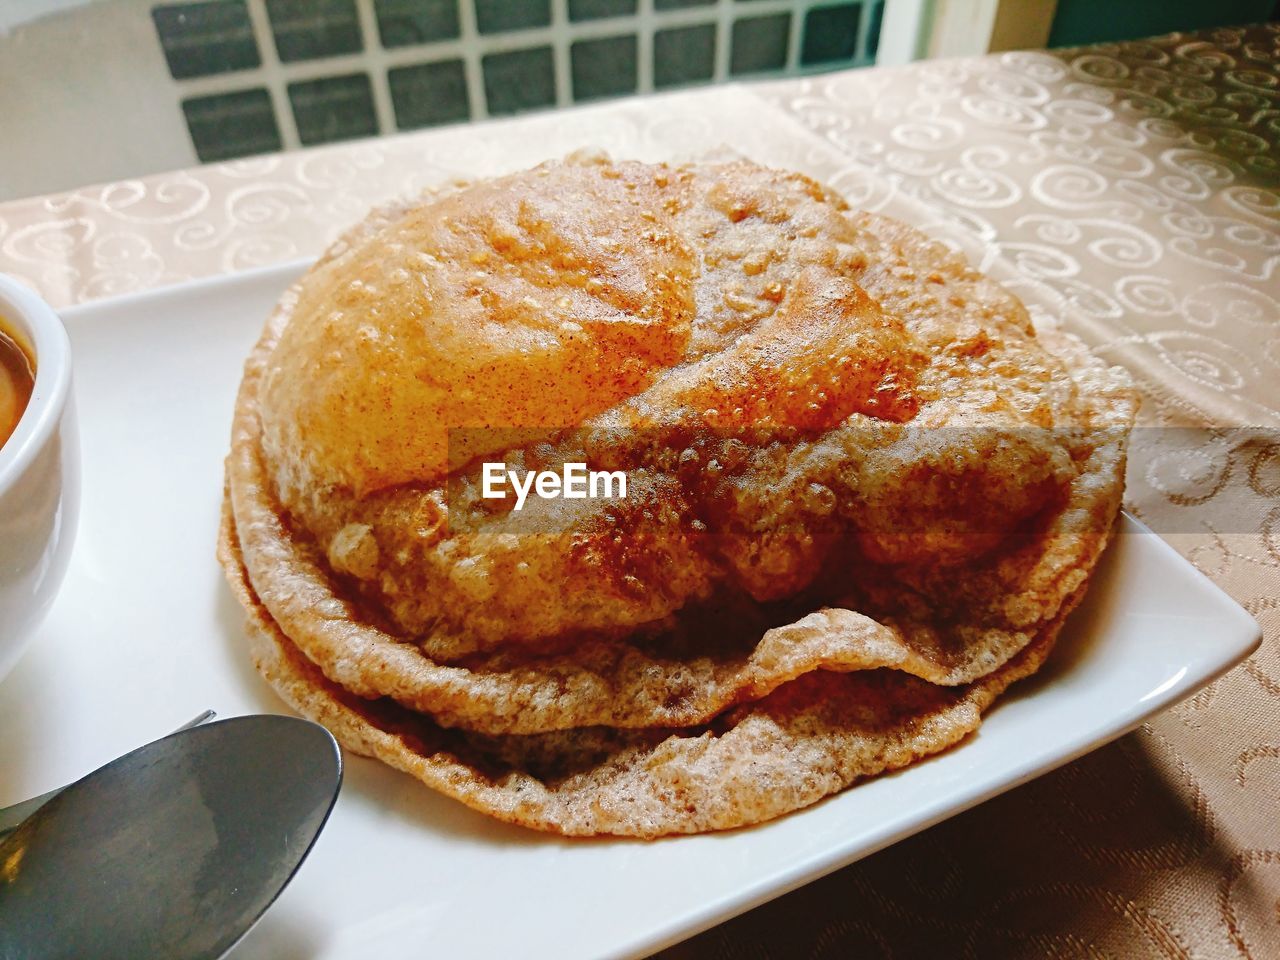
[1,22,1277,959]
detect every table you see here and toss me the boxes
[3,21,1277,959]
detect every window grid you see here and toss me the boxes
[160,0,881,157]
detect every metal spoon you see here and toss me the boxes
[0,710,218,840]
[0,714,342,960]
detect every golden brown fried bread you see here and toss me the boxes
[221,153,1135,833]
[245,157,1127,647]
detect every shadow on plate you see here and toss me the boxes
[998,525,1128,704]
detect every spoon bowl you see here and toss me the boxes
[0,714,341,960]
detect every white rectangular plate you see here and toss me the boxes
[0,262,1261,959]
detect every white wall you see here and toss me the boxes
[0,0,196,201]
[1,0,102,36]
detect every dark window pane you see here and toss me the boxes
[482,47,556,115]
[374,0,460,46]
[568,0,635,20]
[474,0,550,34]
[183,89,281,162]
[266,0,362,62]
[570,35,637,102]
[288,73,377,145]
[655,0,713,8]
[802,4,859,65]
[152,1,259,79]
[654,23,714,88]
[389,59,470,129]
[867,0,884,57]
[730,13,789,75]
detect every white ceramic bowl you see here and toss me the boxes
[0,274,78,682]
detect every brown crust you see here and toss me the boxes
[224,160,1134,736]
[221,496,1077,838]
[217,155,1136,835]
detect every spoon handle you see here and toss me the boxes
[0,709,216,839]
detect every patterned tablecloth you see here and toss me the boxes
[2,21,1277,959]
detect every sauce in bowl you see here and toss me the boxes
[0,321,35,448]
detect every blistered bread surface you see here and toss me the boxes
[222,154,1137,835]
